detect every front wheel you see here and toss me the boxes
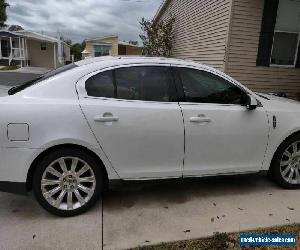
[33,148,104,217]
[271,134,300,189]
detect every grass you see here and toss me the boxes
[131,224,300,250]
[0,65,20,70]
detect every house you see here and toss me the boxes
[0,30,71,69]
[154,0,300,100]
[82,35,142,59]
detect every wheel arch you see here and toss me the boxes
[269,130,300,170]
[26,143,109,191]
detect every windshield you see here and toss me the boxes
[8,63,78,95]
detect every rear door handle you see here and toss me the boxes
[190,115,211,123]
[94,114,119,122]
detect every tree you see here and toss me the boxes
[70,41,85,61]
[0,0,9,28]
[8,25,24,31]
[129,40,138,46]
[139,16,175,57]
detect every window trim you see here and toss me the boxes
[172,66,249,106]
[269,30,300,68]
[77,63,179,104]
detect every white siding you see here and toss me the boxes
[226,0,300,99]
[156,0,231,71]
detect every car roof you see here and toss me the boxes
[75,56,180,66]
[75,56,215,72]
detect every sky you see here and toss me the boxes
[6,0,163,44]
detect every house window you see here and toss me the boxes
[270,0,300,67]
[94,45,112,57]
[271,32,299,65]
[41,42,47,51]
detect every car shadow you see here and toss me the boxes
[103,174,280,212]
[0,174,280,218]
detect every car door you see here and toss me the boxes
[78,64,184,179]
[172,66,269,177]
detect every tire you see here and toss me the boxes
[270,134,300,189]
[33,148,104,217]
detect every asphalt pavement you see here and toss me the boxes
[0,72,40,87]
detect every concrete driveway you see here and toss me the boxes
[102,175,300,249]
[1,175,300,249]
[0,192,102,250]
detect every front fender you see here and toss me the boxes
[262,125,300,171]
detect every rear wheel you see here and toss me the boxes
[33,148,104,216]
[271,134,300,189]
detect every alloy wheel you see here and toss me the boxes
[280,141,300,184]
[41,157,96,210]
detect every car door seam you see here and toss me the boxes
[261,110,272,170]
[179,103,186,178]
[77,101,121,179]
[75,75,121,178]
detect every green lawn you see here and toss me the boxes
[132,224,300,250]
[0,65,20,71]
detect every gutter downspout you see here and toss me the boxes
[224,0,235,74]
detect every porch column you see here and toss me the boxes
[53,43,57,69]
[25,38,28,66]
[21,38,25,66]
[19,37,22,67]
[9,37,12,65]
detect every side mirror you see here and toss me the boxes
[246,95,257,110]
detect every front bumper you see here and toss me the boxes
[0,181,27,195]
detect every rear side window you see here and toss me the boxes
[115,66,171,102]
[85,70,115,98]
[85,66,175,102]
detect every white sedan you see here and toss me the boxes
[1,56,300,216]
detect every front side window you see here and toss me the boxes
[177,68,246,105]
[85,66,174,102]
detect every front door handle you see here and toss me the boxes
[190,115,211,123]
[94,113,119,122]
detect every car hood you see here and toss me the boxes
[257,92,300,111]
[0,86,9,97]
[259,93,299,103]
